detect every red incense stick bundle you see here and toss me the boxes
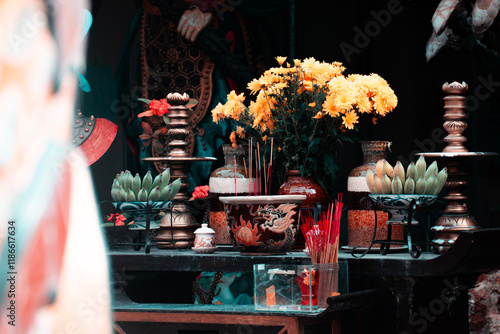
[300,194,343,264]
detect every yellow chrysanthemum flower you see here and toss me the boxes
[211,102,225,123]
[313,111,325,119]
[236,126,245,138]
[247,78,264,95]
[322,95,342,118]
[356,94,373,114]
[328,75,348,92]
[297,80,314,94]
[275,56,287,66]
[332,86,357,113]
[267,67,289,75]
[342,110,359,130]
[230,131,237,148]
[265,119,275,131]
[301,57,318,71]
[274,82,288,90]
[227,90,245,102]
[258,74,275,89]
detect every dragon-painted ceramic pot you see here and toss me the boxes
[219,195,306,255]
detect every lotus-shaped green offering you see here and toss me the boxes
[110,169,181,230]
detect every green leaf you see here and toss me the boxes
[187,99,198,108]
[323,152,336,175]
[152,138,163,153]
[138,98,152,105]
[141,121,153,134]
[162,115,170,125]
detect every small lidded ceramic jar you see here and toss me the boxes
[193,223,216,253]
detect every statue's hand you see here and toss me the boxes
[177,6,213,42]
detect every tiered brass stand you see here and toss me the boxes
[143,92,215,249]
[418,82,497,253]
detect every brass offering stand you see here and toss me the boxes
[105,200,174,254]
[351,197,434,259]
[418,82,497,253]
[143,92,216,249]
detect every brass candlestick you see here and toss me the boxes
[143,92,215,249]
[418,82,497,253]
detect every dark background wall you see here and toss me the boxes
[83,0,500,230]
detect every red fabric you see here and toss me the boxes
[126,135,141,168]
[16,166,71,332]
[225,30,240,93]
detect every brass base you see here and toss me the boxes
[156,203,198,249]
[431,214,479,253]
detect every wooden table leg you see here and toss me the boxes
[284,317,304,334]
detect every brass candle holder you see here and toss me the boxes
[418,81,496,253]
[143,92,215,249]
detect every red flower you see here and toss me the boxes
[108,213,127,226]
[192,185,209,199]
[149,98,171,116]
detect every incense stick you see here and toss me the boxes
[268,138,274,195]
[257,142,261,196]
[243,157,250,195]
[249,138,253,196]
[300,196,343,264]
[234,156,237,196]
[263,156,267,196]
[266,163,271,196]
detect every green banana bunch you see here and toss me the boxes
[111,169,180,202]
[366,157,447,195]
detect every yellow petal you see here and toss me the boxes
[275,56,287,66]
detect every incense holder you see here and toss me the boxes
[219,195,306,255]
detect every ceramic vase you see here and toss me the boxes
[278,170,329,210]
[278,170,329,249]
[209,144,254,245]
[347,141,403,248]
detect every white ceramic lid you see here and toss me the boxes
[194,223,215,235]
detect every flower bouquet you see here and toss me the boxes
[211,56,398,193]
